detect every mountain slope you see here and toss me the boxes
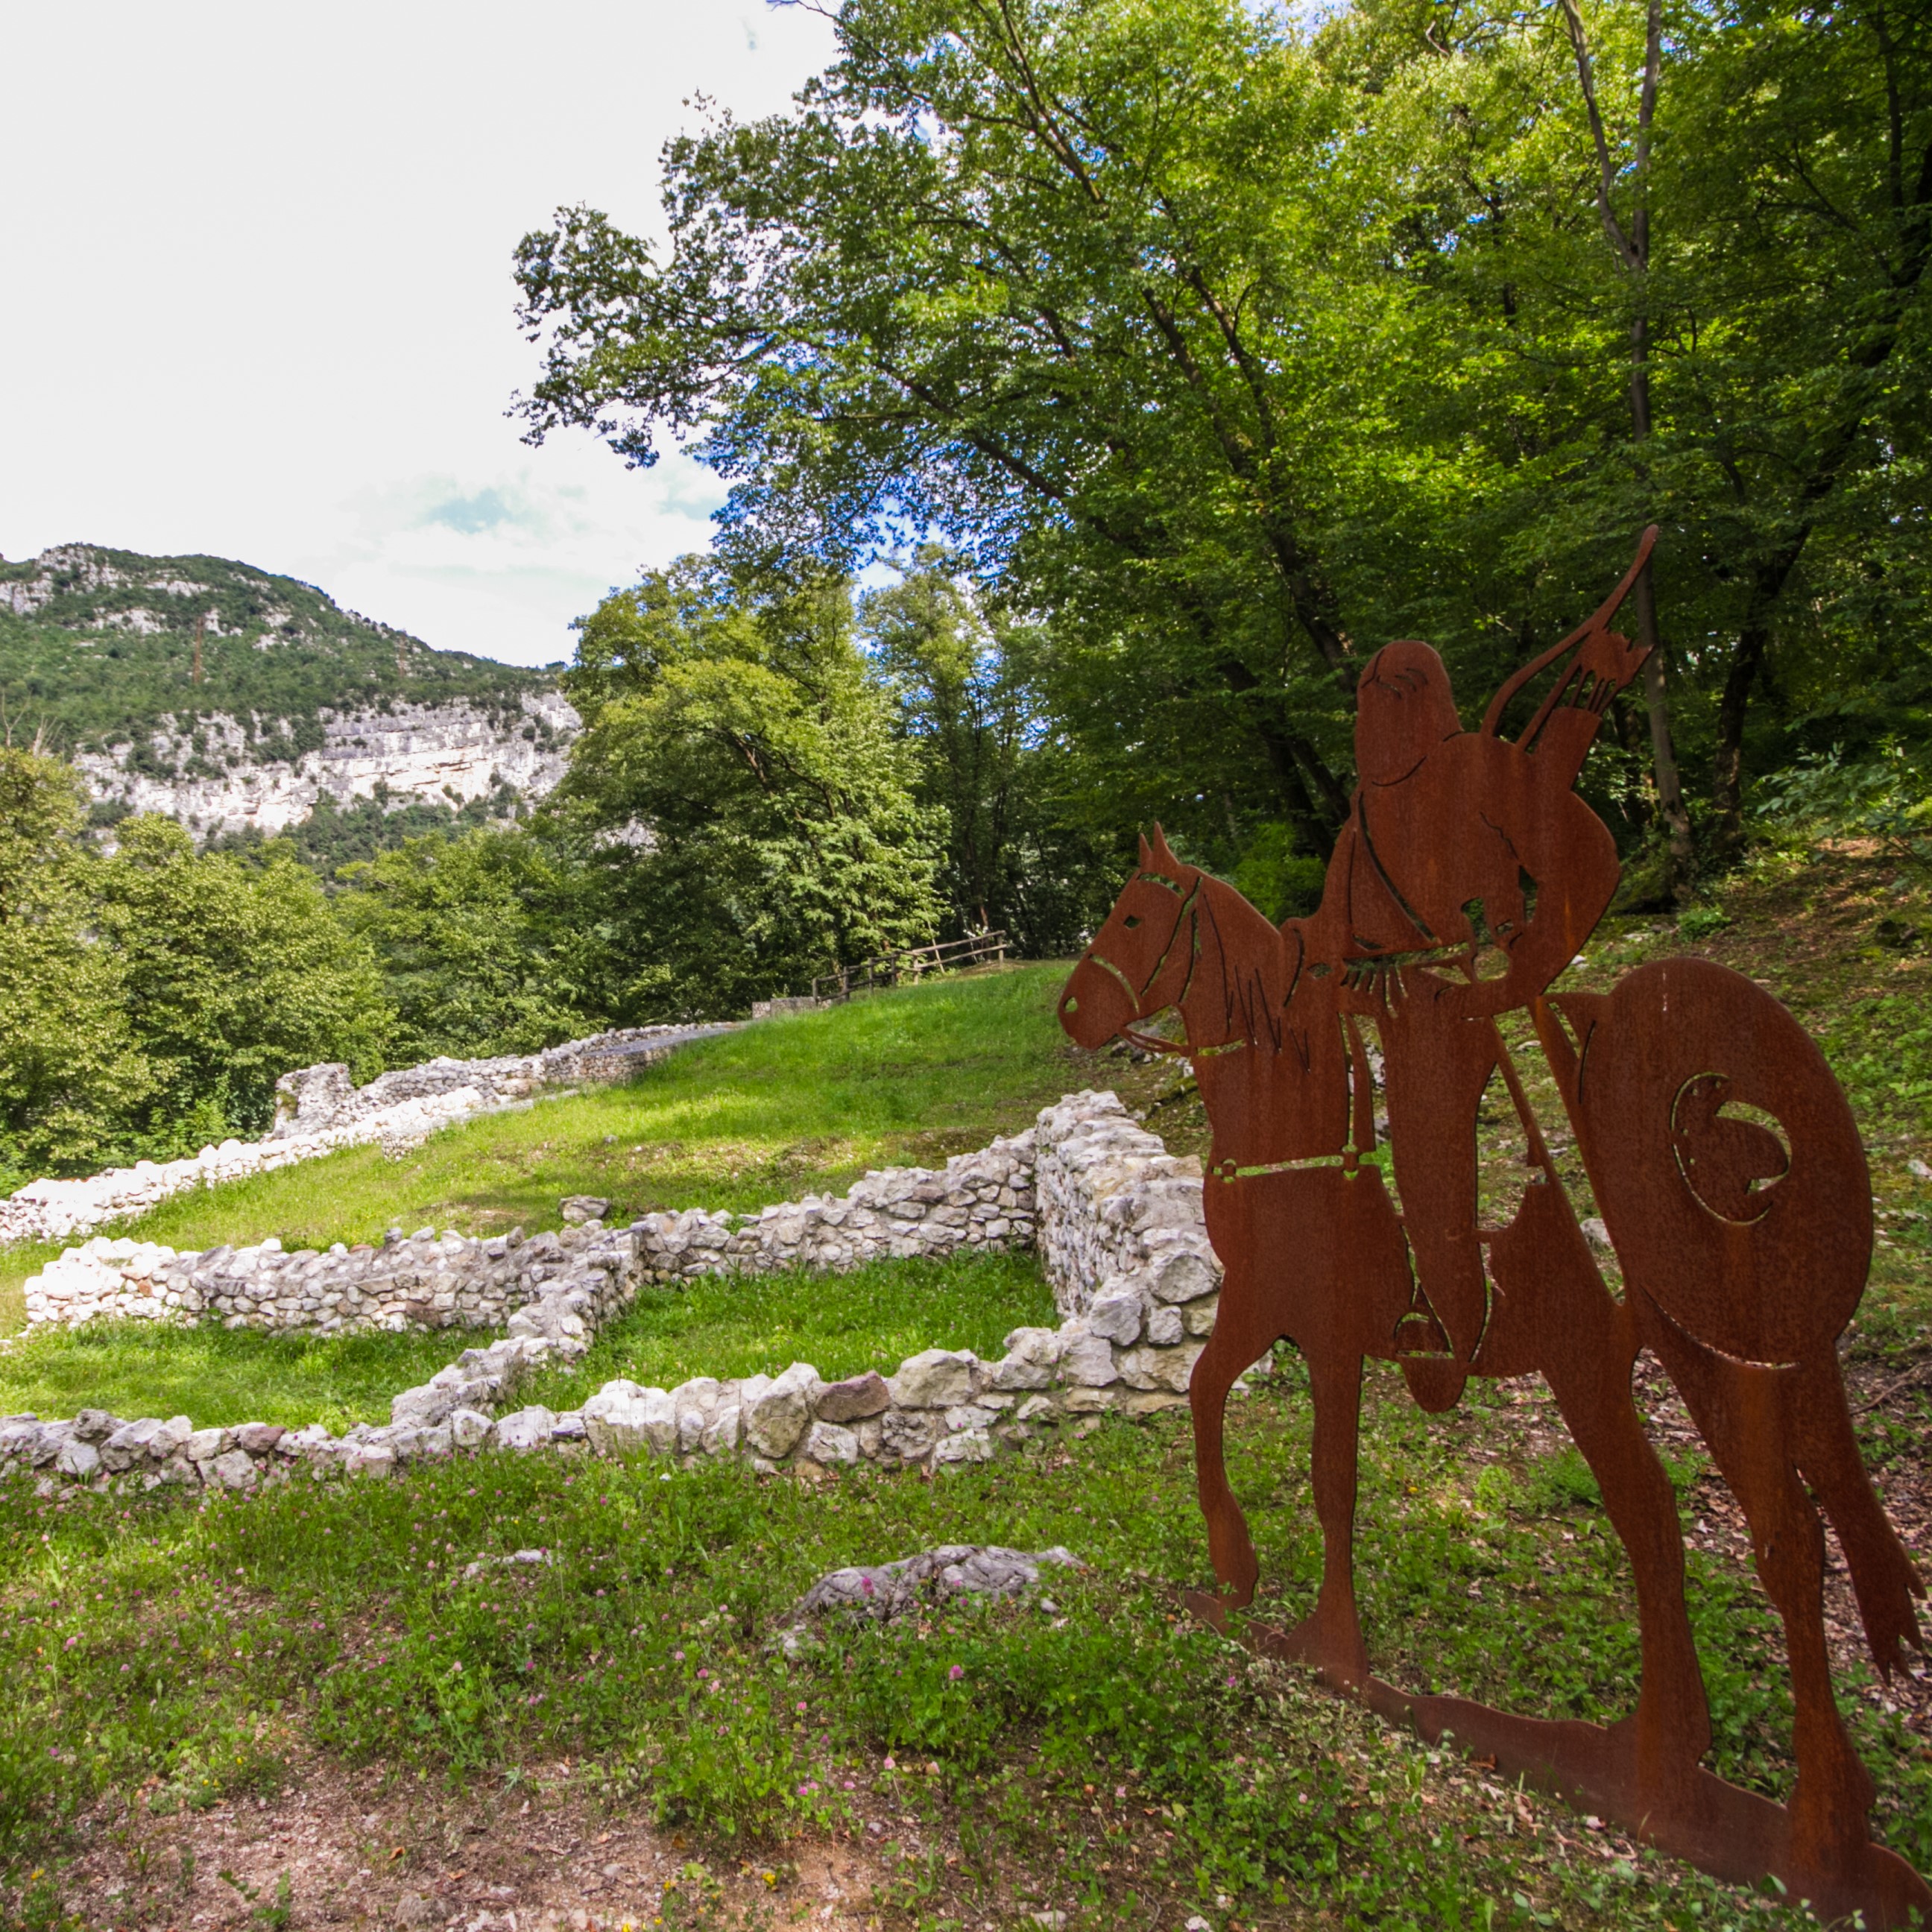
[0,543,578,845]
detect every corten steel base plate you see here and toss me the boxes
[1058,530,1931,1924]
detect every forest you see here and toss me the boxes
[0,0,1927,1186]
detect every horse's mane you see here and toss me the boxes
[1192,871,1300,1052]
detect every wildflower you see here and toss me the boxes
[696,1668,710,1680]
[948,1664,965,1681]
[795,1701,807,1714]
[883,1756,896,1771]
[673,1650,686,1662]
[859,1576,875,1596]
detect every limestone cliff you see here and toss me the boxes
[0,541,578,842]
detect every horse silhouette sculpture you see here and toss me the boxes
[1058,532,1930,1924]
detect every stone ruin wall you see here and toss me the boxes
[0,1024,733,1249]
[3,1092,1223,1491]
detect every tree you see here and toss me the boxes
[514,0,1932,865]
[94,817,392,1148]
[0,750,150,1185]
[559,557,944,1013]
[513,0,1459,857]
[332,828,604,1063]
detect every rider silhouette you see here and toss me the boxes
[1297,590,1650,1409]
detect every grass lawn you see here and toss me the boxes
[523,1250,1058,1414]
[5,854,1932,1928]
[0,1321,478,1434]
[0,963,1076,1341]
[4,1363,1922,1932]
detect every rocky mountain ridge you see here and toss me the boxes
[0,542,578,842]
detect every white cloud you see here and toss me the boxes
[0,0,835,667]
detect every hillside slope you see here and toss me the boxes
[0,543,577,842]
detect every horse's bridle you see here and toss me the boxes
[1088,871,1199,1059]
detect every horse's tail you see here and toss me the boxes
[1554,956,1869,1366]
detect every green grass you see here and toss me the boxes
[0,1369,1893,1931]
[524,1250,1057,1413]
[0,1321,476,1433]
[0,967,1070,1322]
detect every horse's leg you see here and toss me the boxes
[1648,1317,1875,1873]
[1489,1186,1710,1796]
[1273,1338,1371,1688]
[1788,1348,1924,1677]
[1540,1314,1711,1793]
[1184,1259,1281,1625]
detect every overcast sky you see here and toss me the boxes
[0,0,837,666]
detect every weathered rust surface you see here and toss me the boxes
[1058,530,1931,1924]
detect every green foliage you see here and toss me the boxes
[94,817,391,1146]
[209,785,528,880]
[561,557,945,1012]
[514,0,1932,868]
[859,550,1120,953]
[332,829,602,1062]
[0,753,151,1190]
[0,1393,1884,1928]
[1755,742,1932,873]
[0,759,396,1178]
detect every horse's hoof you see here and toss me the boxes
[1401,1356,1468,1412]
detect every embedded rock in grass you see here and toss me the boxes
[210,1448,258,1489]
[744,1362,822,1459]
[1146,1245,1219,1305]
[581,1381,675,1456]
[492,1407,558,1453]
[802,1420,860,1466]
[815,1370,890,1423]
[932,1427,997,1467]
[449,1409,493,1450]
[559,1196,610,1224]
[1085,1281,1144,1345]
[776,1543,1082,1650]
[886,1348,978,1409]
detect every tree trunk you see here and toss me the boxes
[1563,0,1693,898]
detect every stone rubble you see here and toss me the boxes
[4,1090,1222,1495]
[0,1024,736,1247]
[770,1543,1083,1652]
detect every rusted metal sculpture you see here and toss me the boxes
[1058,531,1931,1924]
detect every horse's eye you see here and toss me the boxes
[1123,915,1141,929]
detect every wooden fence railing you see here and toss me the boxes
[811,930,1010,1004]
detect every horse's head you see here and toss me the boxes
[1058,826,1200,1050]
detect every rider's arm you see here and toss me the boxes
[1430,786,1620,1022]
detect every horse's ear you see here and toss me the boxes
[1138,832,1153,871]
[1148,822,1181,874]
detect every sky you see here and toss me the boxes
[0,0,838,667]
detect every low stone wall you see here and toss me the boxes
[0,1024,735,1249]
[24,1133,1038,1333]
[3,1091,1223,1494]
